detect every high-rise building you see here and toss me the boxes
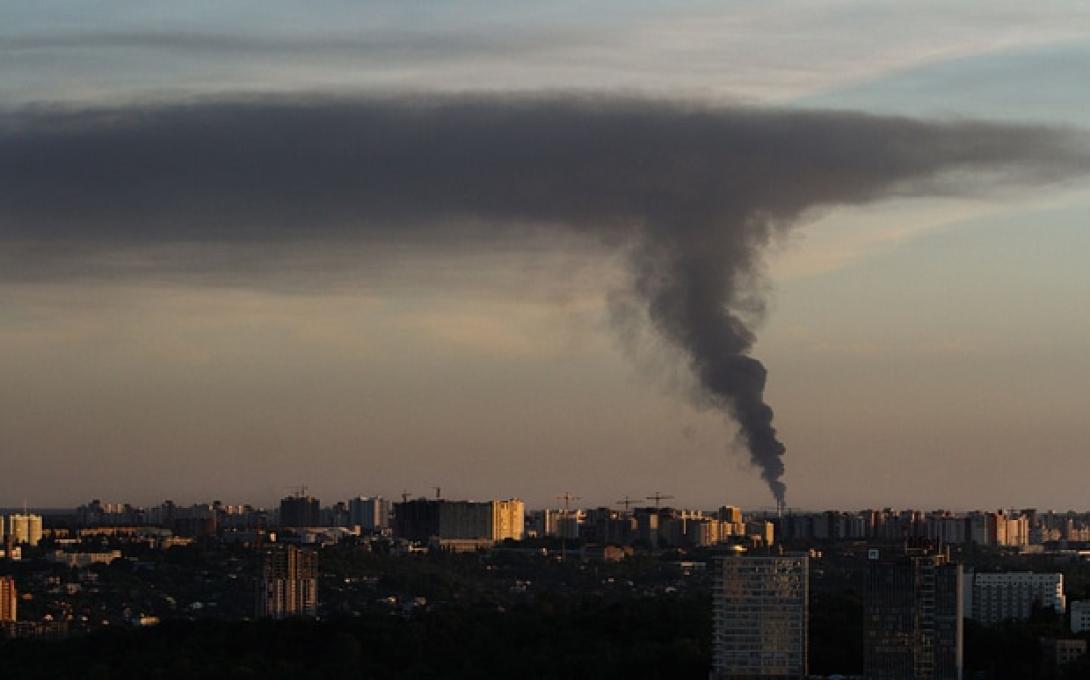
[5,514,43,547]
[635,509,661,546]
[392,498,443,541]
[256,545,318,619]
[438,500,492,539]
[279,494,320,528]
[863,549,962,680]
[0,575,16,622]
[349,496,389,531]
[713,552,808,679]
[490,499,525,542]
[964,571,1065,624]
[579,508,630,544]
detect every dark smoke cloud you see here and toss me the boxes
[2,94,1086,504]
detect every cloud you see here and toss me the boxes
[0,29,582,61]
[2,93,1086,503]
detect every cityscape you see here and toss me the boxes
[4,493,1090,676]
[5,1,1090,679]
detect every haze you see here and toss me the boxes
[2,1,1090,512]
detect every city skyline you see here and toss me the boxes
[4,3,1090,511]
[9,493,1090,519]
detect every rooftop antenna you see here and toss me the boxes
[646,492,675,509]
[433,486,442,500]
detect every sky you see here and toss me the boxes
[2,1,1089,512]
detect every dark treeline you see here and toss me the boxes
[7,543,1090,678]
[0,593,711,680]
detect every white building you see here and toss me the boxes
[964,571,1065,624]
[6,514,43,547]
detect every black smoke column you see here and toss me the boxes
[4,96,1087,507]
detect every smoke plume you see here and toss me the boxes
[2,94,1085,504]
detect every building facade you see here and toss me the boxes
[5,514,43,547]
[863,550,963,680]
[1070,600,1090,633]
[490,499,525,542]
[349,496,389,531]
[256,545,318,619]
[392,499,525,543]
[279,495,321,528]
[964,571,1065,624]
[713,553,808,679]
[0,575,16,622]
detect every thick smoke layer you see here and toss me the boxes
[2,95,1084,504]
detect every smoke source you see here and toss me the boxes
[2,94,1085,504]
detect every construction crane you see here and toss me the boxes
[554,492,581,562]
[645,491,675,509]
[400,489,411,503]
[555,492,581,514]
[284,485,308,498]
[615,495,639,512]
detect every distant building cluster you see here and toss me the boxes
[7,490,1090,677]
[777,508,1035,547]
[76,499,269,538]
[62,492,397,542]
[526,504,774,550]
[772,506,1090,548]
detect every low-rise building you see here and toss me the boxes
[46,550,123,568]
[1041,638,1087,673]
